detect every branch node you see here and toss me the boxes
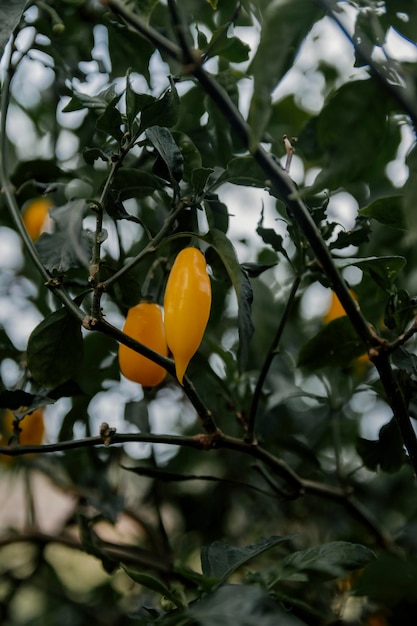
[100,422,117,446]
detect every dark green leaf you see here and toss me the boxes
[359,195,406,230]
[329,216,372,250]
[35,199,91,274]
[356,418,406,473]
[392,346,417,378]
[146,126,184,183]
[27,308,83,389]
[185,584,307,626]
[298,317,366,370]
[215,156,268,188]
[355,554,417,606]
[121,568,185,609]
[139,79,180,132]
[172,131,203,182]
[334,256,406,290]
[204,193,229,233]
[201,535,293,583]
[301,80,391,192]
[111,168,162,201]
[204,28,250,63]
[96,97,124,142]
[241,262,277,278]
[403,144,417,243]
[238,268,254,371]
[273,542,375,583]
[248,0,324,145]
[0,0,27,60]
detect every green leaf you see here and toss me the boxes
[96,96,124,142]
[201,535,293,584]
[403,144,417,243]
[172,131,202,182]
[355,553,417,606]
[139,78,180,132]
[63,84,120,114]
[27,308,83,389]
[215,156,268,188]
[272,542,375,583]
[121,567,186,609]
[334,256,406,290]
[238,268,255,371]
[0,0,27,60]
[356,418,406,473]
[203,229,254,369]
[301,80,391,192]
[186,584,307,626]
[111,168,162,202]
[359,195,406,230]
[146,125,184,183]
[298,317,366,370]
[204,28,251,63]
[248,0,323,145]
[35,200,92,274]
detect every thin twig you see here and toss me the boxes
[0,430,393,548]
[247,275,301,442]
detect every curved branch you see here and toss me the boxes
[0,429,395,549]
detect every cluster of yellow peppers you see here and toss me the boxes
[118,247,212,387]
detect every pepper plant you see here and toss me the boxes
[1,0,417,624]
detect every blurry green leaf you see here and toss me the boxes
[355,554,417,606]
[248,0,323,145]
[270,542,375,584]
[216,156,268,188]
[35,200,91,274]
[0,327,18,359]
[63,85,120,113]
[403,144,417,243]
[359,195,406,230]
[204,229,254,369]
[96,97,124,141]
[201,535,293,584]
[334,256,406,290]
[146,125,184,183]
[0,0,27,60]
[204,193,229,233]
[106,18,154,85]
[27,308,83,389]
[204,28,250,63]
[172,131,202,182]
[121,568,185,609]
[185,584,307,626]
[191,167,215,196]
[238,268,254,371]
[241,262,277,278]
[111,168,163,201]
[356,418,406,473]
[329,216,372,250]
[302,80,391,192]
[139,79,180,132]
[392,346,417,378]
[298,317,366,370]
[0,389,48,412]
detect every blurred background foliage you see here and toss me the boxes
[1,0,417,624]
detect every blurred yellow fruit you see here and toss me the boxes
[323,289,357,325]
[323,290,370,373]
[22,197,53,241]
[0,407,45,464]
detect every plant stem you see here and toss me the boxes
[247,274,301,442]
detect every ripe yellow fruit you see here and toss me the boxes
[323,290,369,372]
[0,407,45,463]
[22,197,53,241]
[163,247,212,385]
[323,289,357,324]
[119,302,168,387]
